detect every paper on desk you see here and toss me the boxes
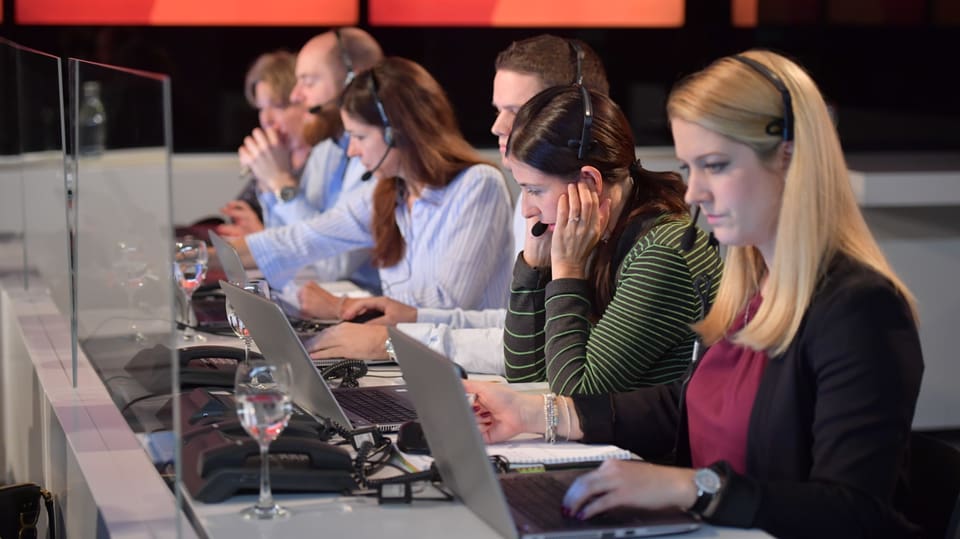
[397,440,632,471]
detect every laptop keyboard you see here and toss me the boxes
[334,389,416,424]
[501,472,622,531]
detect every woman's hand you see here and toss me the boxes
[522,215,553,269]
[305,323,389,361]
[341,296,417,325]
[462,380,544,443]
[297,282,344,320]
[551,182,611,279]
[561,460,697,519]
[217,200,264,237]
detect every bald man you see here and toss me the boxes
[232,28,383,291]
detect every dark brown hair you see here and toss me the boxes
[508,86,688,316]
[495,35,610,96]
[340,57,492,267]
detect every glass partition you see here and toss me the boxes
[16,43,70,315]
[70,58,183,535]
[0,40,30,287]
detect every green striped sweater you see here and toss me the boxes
[503,217,722,395]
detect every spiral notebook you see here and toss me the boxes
[486,440,633,468]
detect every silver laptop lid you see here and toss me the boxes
[221,281,353,429]
[388,328,518,539]
[208,230,247,285]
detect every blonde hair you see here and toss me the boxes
[667,50,917,355]
[243,50,296,108]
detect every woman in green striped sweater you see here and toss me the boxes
[504,85,722,395]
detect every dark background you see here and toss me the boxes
[2,0,959,154]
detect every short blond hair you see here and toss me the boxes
[243,50,296,107]
[667,50,917,355]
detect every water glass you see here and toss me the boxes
[234,359,293,520]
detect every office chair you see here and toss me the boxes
[906,431,960,539]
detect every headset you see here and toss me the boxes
[730,54,794,142]
[359,68,395,181]
[368,69,394,146]
[531,40,594,238]
[567,40,594,160]
[334,28,356,88]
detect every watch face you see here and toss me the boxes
[280,187,298,202]
[695,468,722,494]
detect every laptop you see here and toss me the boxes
[221,281,417,432]
[210,230,341,339]
[208,230,247,286]
[388,327,701,539]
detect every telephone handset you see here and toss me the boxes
[125,344,259,393]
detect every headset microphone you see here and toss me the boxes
[360,146,392,182]
[680,206,701,252]
[531,222,548,237]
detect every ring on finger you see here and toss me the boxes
[569,216,581,223]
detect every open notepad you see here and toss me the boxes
[486,440,633,468]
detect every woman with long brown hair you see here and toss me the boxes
[502,85,722,395]
[235,57,514,357]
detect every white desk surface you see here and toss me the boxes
[186,364,771,538]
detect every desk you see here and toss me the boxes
[185,364,771,538]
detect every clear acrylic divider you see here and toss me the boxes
[15,43,71,318]
[70,58,185,536]
[0,38,49,289]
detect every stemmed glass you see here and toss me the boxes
[225,279,270,364]
[173,237,209,341]
[234,359,293,520]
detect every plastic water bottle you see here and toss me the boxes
[78,81,106,155]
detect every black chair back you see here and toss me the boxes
[907,432,960,539]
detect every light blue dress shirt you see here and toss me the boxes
[253,135,378,291]
[247,164,514,310]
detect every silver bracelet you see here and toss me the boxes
[543,393,558,444]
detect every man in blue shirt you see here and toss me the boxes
[232,28,382,291]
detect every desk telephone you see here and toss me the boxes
[179,388,356,503]
[125,347,358,502]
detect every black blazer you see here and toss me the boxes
[575,254,924,538]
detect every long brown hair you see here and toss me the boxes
[340,57,490,267]
[508,85,688,316]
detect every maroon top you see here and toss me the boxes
[686,294,768,474]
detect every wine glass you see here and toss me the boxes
[234,359,293,520]
[173,237,209,341]
[225,279,270,363]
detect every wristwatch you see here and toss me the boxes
[689,466,724,518]
[278,185,298,202]
[384,337,398,362]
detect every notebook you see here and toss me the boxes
[488,440,632,468]
[221,281,416,432]
[388,327,701,539]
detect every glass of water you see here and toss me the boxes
[234,358,293,520]
[225,279,270,364]
[173,237,208,341]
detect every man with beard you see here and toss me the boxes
[232,28,382,291]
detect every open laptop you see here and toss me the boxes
[221,281,416,432]
[388,327,701,539]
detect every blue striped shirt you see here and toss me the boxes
[254,135,378,291]
[246,164,514,310]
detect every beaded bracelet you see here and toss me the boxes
[543,392,558,444]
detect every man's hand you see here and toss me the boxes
[238,127,296,194]
[217,200,264,237]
